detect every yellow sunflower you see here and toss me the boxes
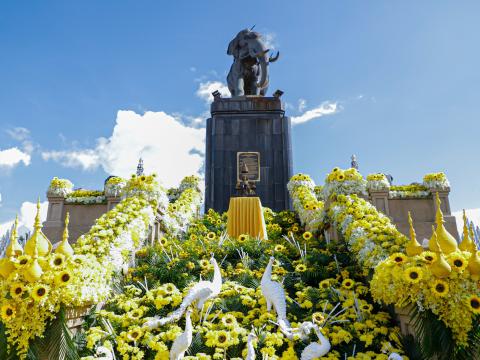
[404,267,423,284]
[15,254,32,269]
[55,270,73,286]
[302,232,313,241]
[199,259,210,269]
[206,232,216,240]
[295,263,307,272]
[129,308,144,319]
[342,278,355,289]
[126,327,143,342]
[361,303,373,313]
[419,251,437,264]
[319,279,330,289]
[158,237,169,246]
[9,282,25,299]
[31,284,49,302]
[1,304,16,322]
[431,279,449,297]
[214,330,230,348]
[448,253,468,272]
[274,244,286,253]
[468,296,480,314]
[238,234,248,243]
[312,312,325,324]
[189,234,198,241]
[221,314,237,328]
[336,172,346,182]
[50,253,66,269]
[389,252,407,265]
[292,225,299,232]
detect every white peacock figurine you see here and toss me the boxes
[388,353,403,360]
[169,308,193,360]
[95,346,114,359]
[144,253,222,329]
[300,322,331,360]
[245,328,258,360]
[260,256,294,339]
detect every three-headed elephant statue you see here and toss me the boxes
[226,29,279,97]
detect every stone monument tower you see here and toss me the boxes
[204,29,293,213]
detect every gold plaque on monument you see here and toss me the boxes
[237,152,260,182]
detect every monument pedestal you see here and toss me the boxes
[205,96,293,213]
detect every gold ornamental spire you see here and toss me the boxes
[55,212,74,257]
[5,215,23,257]
[24,199,52,257]
[429,225,440,253]
[24,219,44,282]
[405,212,423,256]
[430,231,452,278]
[459,210,476,253]
[433,193,458,254]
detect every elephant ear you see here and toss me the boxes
[227,38,239,57]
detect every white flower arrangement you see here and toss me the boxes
[423,172,450,190]
[65,195,106,204]
[323,168,367,199]
[47,177,73,197]
[366,173,390,192]
[104,176,126,197]
[288,174,324,232]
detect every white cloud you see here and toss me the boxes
[0,147,31,167]
[0,200,48,240]
[261,32,277,50]
[291,101,340,126]
[195,81,230,104]
[298,99,307,112]
[43,111,205,188]
[42,149,100,170]
[453,208,480,236]
[7,127,30,141]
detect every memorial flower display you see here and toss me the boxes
[65,189,106,204]
[423,172,450,190]
[47,177,74,197]
[287,174,324,231]
[323,168,367,199]
[366,174,390,192]
[105,176,127,197]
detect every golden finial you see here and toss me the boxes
[24,216,43,282]
[430,231,452,278]
[433,192,458,254]
[5,215,23,257]
[459,210,476,253]
[406,211,423,256]
[469,223,477,249]
[24,198,52,257]
[429,224,440,253]
[55,212,74,257]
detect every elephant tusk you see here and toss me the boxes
[269,51,280,63]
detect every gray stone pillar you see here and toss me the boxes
[205,96,293,213]
[369,190,390,216]
[43,196,65,244]
[106,196,121,211]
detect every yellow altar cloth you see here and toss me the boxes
[227,197,268,240]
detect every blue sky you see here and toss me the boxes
[1,1,479,228]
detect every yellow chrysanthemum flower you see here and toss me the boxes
[31,284,49,302]
[312,312,325,324]
[431,279,449,297]
[126,327,143,342]
[1,304,16,322]
[319,279,330,289]
[221,314,237,328]
[404,267,423,284]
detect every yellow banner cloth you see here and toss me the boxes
[227,197,268,240]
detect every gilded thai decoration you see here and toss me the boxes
[406,211,423,256]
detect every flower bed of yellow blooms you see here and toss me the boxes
[79,206,405,359]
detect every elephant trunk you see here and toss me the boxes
[256,57,268,90]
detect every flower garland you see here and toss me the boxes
[65,189,106,204]
[287,174,324,231]
[366,173,390,192]
[47,177,73,197]
[389,184,430,199]
[423,172,450,190]
[328,194,408,272]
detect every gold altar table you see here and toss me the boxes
[226,197,268,240]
